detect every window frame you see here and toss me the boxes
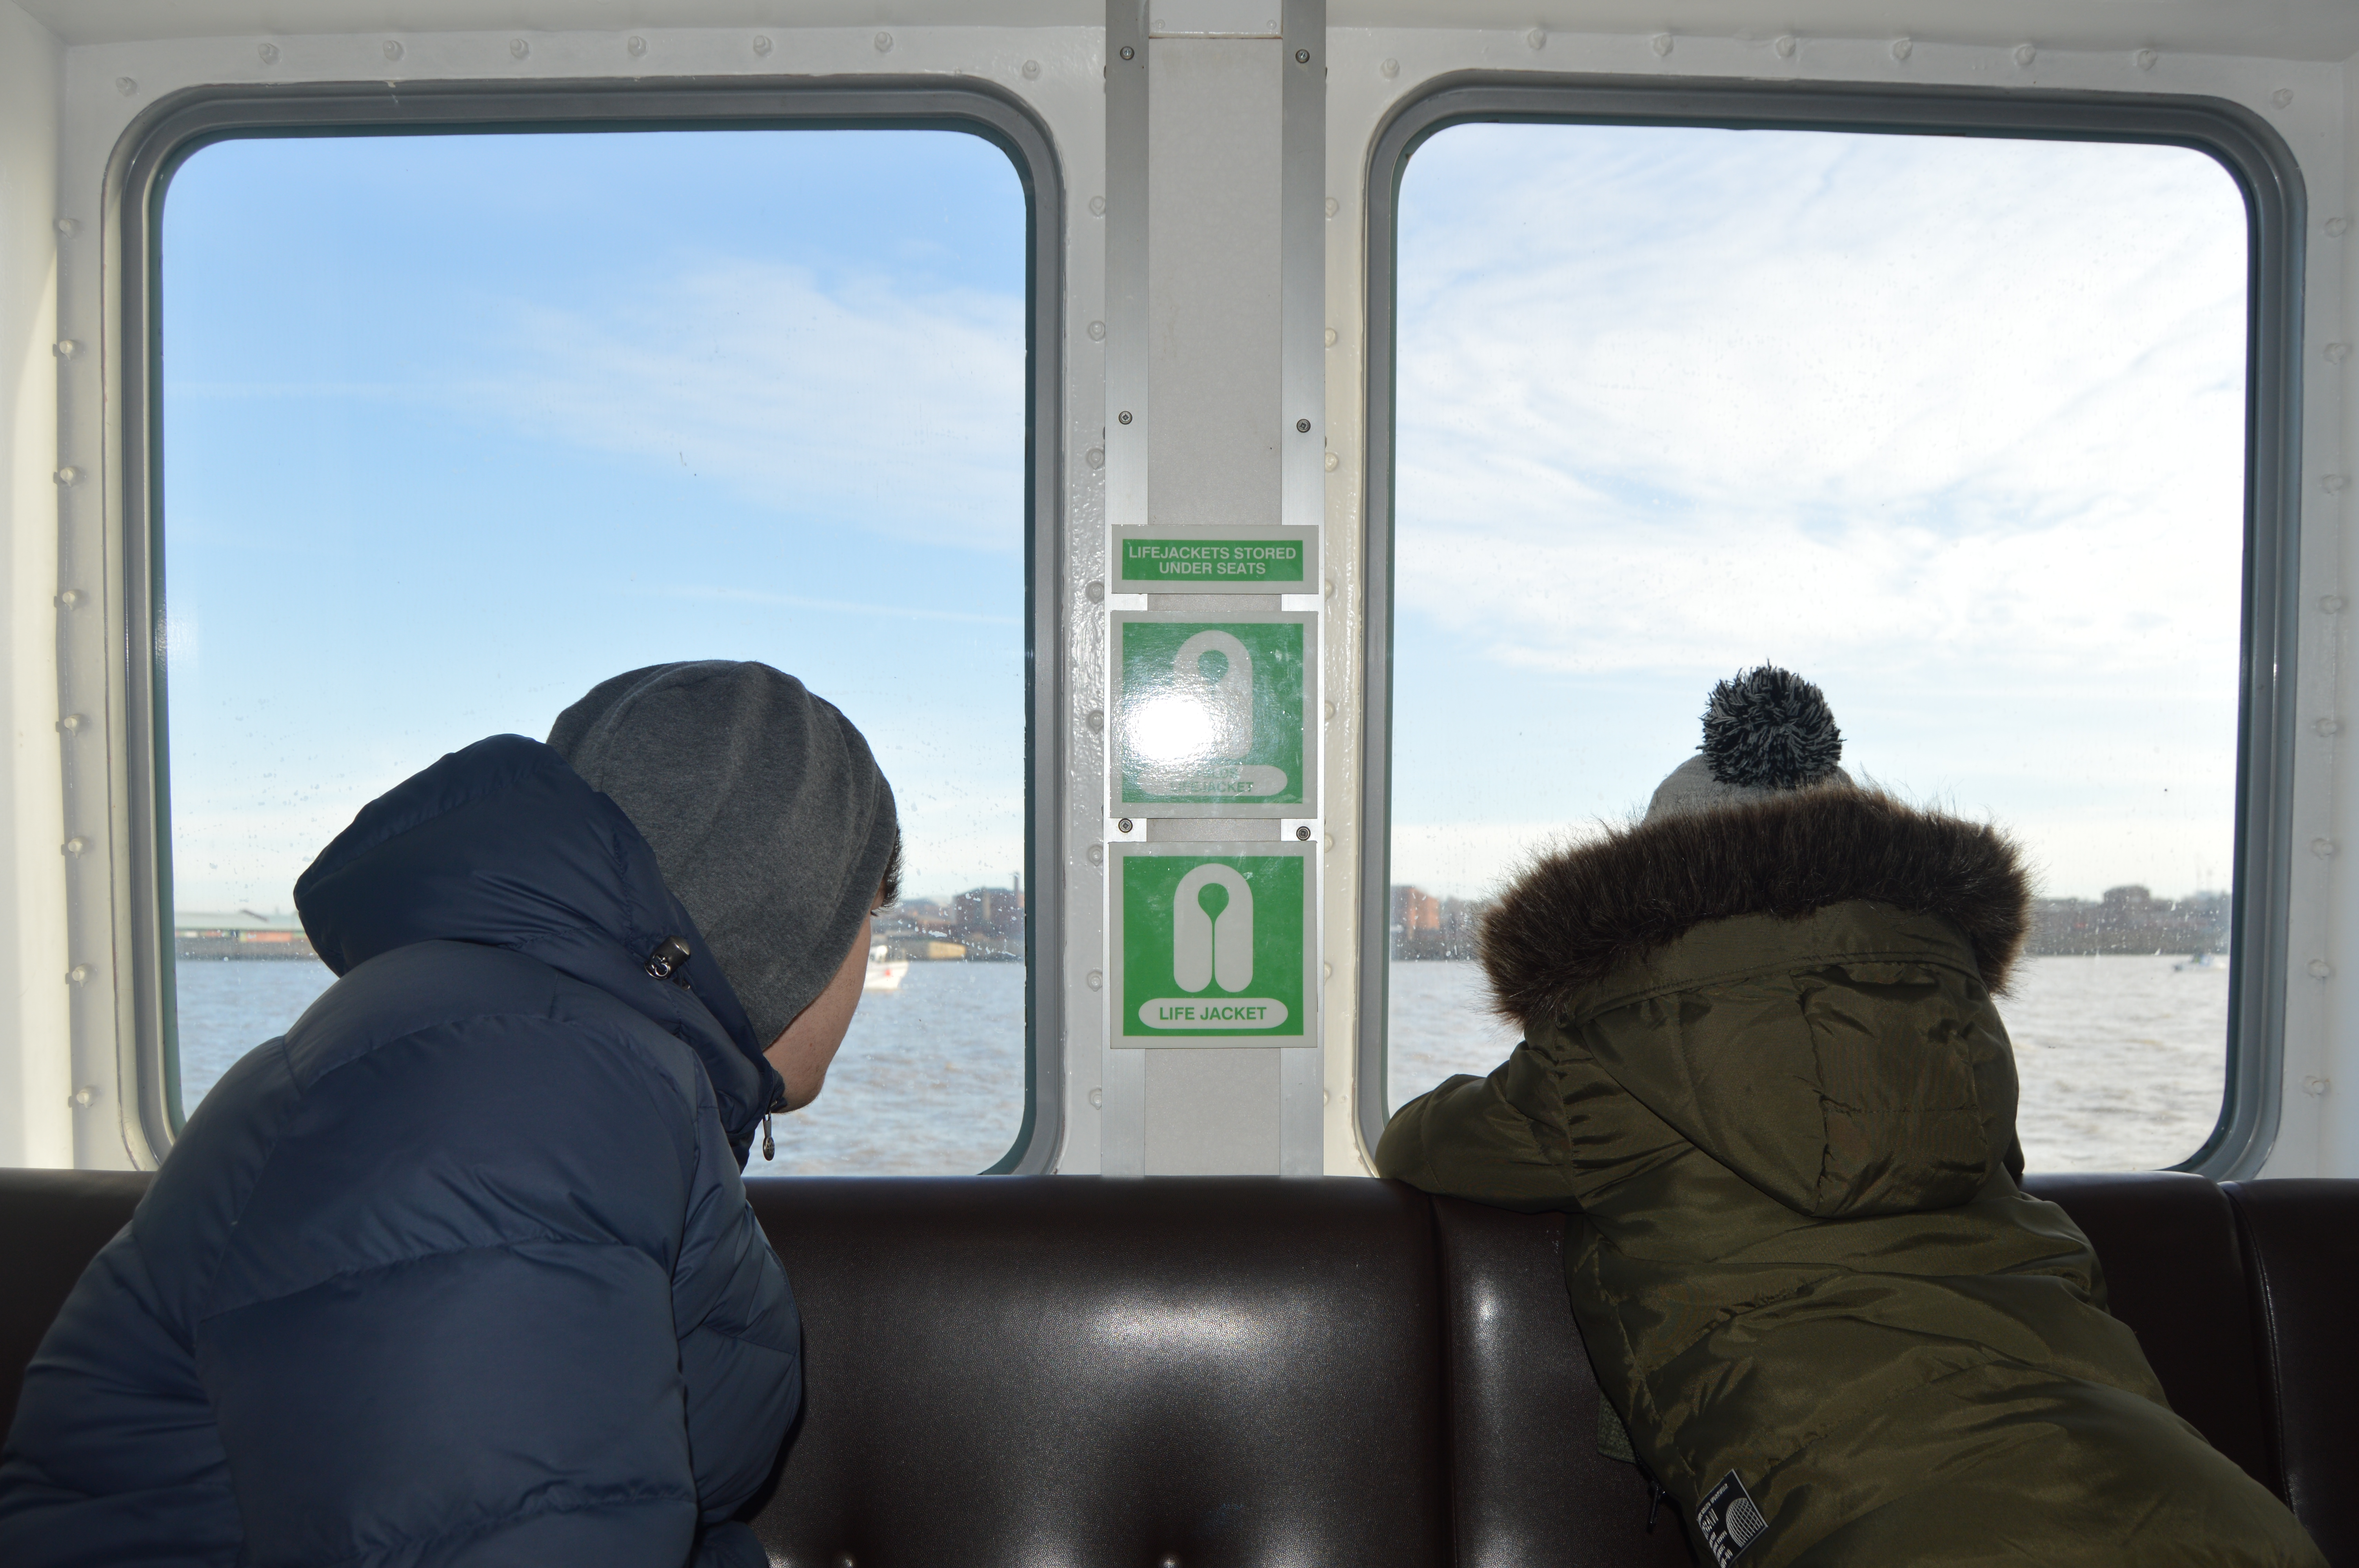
[1356,74,2307,1180]
[111,77,1067,1175]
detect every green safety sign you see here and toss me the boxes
[1119,537,1307,585]
[1112,614,1312,809]
[1109,526,1320,596]
[1114,849,1310,1045]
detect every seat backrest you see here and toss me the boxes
[0,1169,148,1440]
[2223,1180,2359,1565]
[1427,1196,1692,1568]
[741,1176,1453,1567]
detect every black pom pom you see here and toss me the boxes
[1701,667,1843,789]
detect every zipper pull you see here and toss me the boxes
[644,936,693,985]
[761,1113,775,1161]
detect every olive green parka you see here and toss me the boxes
[1376,787,2321,1568]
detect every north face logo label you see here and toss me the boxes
[1696,1470,1768,1565]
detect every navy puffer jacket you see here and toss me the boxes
[0,736,799,1566]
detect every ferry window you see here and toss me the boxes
[1382,122,2251,1173]
[158,128,1032,1174]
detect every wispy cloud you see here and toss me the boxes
[471,261,1026,551]
[1390,125,2250,897]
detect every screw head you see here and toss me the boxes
[1295,825,1311,841]
[1296,418,1311,433]
[1087,970,1104,991]
[1324,452,1340,472]
[753,34,773,56]
[1891,37,1913,61]
[1023,59,1041,79]
[509,37,530,59]
[2135,48,2158,70]
[1379,58,1399,78]
[1085,580,1105,603]
[258,42,280,64]
[1088,320,1107,341]
[1118,817,1134,833]
[1090,195,1107,216]
[66,965,90,985]
[872,31,892,52]
[1118,410,1133,425]
[1295,48,1310,64]
[381,38,403,60]
[627,35,647,57]
[1087,709,1105,732]
[1085,446,1105,470]
[1120,45,1135,60]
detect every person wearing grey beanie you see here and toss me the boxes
[3,663,905,1567]
[549,659,903,1108]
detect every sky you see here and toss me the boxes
[161,120,2252,922]
[160,129,1029,913]
[1388,122,2250,903]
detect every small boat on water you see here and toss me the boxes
[864,943,911,992]
[2173,951,2228,973]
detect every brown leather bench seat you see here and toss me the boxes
[2,1171,2352,1565]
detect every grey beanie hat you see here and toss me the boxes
[548,661,899,1047]
[1645,666,1853,822]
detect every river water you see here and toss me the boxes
[176,953,2224,1175]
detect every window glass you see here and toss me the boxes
[161,129,1030,1173]
[1385,123,2248,1172]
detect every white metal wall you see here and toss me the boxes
[0,0,2350,1178]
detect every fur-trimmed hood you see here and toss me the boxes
[1479,785,2030,1027]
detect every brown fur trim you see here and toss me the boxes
[1479,787,2029,1026]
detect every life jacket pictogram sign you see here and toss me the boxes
[1110,844,1313,1045]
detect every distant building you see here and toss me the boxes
[2026,886,2229,956]
[175,910,318,962]
[1390,885,1486,960]
[874,884,1025,962]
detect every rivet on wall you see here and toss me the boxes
[1379,58,1399,78]
[874,32,894,53]
[1650,34,1674,57]
[1775,34,1797,58]
[2013,43,2036,67]
[1891,37,1913,62]
[114,77,138,96]
[753,35,773,56]
[258,42,280,65]
[2135,49,2158,71]
[382,39,403,61]
[628,36,647,58]
[509,38,530,60]
[1090,195,1107,216]
[2309,958,2335,980]
[1023,60,1041,79]
[53,339,77,358]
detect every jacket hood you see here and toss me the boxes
[294,734,784,1157]
[1481,785,2030,1029]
